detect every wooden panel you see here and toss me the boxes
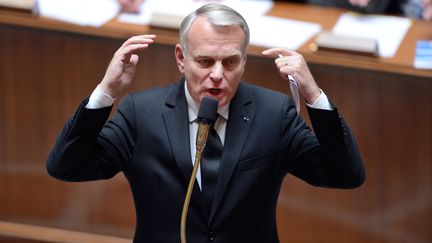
[0,24,180,237]
[0,221,131,243]
[0,237,46,243]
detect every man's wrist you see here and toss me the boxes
[305,89,333,110]
[86,85,115,109]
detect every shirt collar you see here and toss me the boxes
[184,80,229,123]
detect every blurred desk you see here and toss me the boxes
[0,220,131,243]
[0,3,431,243]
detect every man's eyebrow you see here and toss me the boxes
[224,54,242,59]
[194,54,211,58]
[193,53,242,59]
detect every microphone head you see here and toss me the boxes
[197,96,219,124]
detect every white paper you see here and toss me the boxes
[0,0,35,10]
[278,55,300,114]
[36,0,120,27]
[222,0,274,19]
[117,0,273,26]
[289,75,300,114]
[332,12,413,58]
[248,16,322,50]
[117,0,191,25]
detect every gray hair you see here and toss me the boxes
[179,3,250,54]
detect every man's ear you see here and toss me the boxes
[175,44,185,73]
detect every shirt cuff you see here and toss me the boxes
[305,89,333,110]
[85,85,115,109]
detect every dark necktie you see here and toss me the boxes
[201,125,223,210]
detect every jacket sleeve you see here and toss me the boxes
[46,96,135,182]
[286,101,365,189]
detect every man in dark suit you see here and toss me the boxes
[47,3,365,243]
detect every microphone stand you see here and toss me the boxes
[180,123,211,243]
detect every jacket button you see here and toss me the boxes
[208,231,215,241]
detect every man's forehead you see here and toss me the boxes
[187,16,245,41]
[191,48,243,58]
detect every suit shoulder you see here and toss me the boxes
[130,82,178,100]
[113,81,182,117]
[118,82,180,107]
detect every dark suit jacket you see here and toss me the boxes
[47,79,365,243]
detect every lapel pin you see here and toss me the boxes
[242,116,250,123]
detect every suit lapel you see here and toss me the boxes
[210,83,255,223]
[162,80,209,219]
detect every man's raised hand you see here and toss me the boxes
[99,35,156,98]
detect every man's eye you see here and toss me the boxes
[197,59,213,66]
[223,58,239,67]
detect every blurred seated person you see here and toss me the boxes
[118,0,143,13]
[402,0,431,20]
[275,0,432,20]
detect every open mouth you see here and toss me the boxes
[208,88,222,96]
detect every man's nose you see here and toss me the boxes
[209,62,223,82]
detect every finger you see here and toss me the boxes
[276,57,288,68]
[123,35,156,46]
[275,55,299,69]
[121,43,151,63]
[123,42,152,53]
[118,35,156,57]
[279,65,295,74]
[277,66,296,80]
[262,48,297,58]
[121,35,156,48]
[128,54,139,67]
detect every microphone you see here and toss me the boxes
[181,96,218,243]
[196,97,219,154]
